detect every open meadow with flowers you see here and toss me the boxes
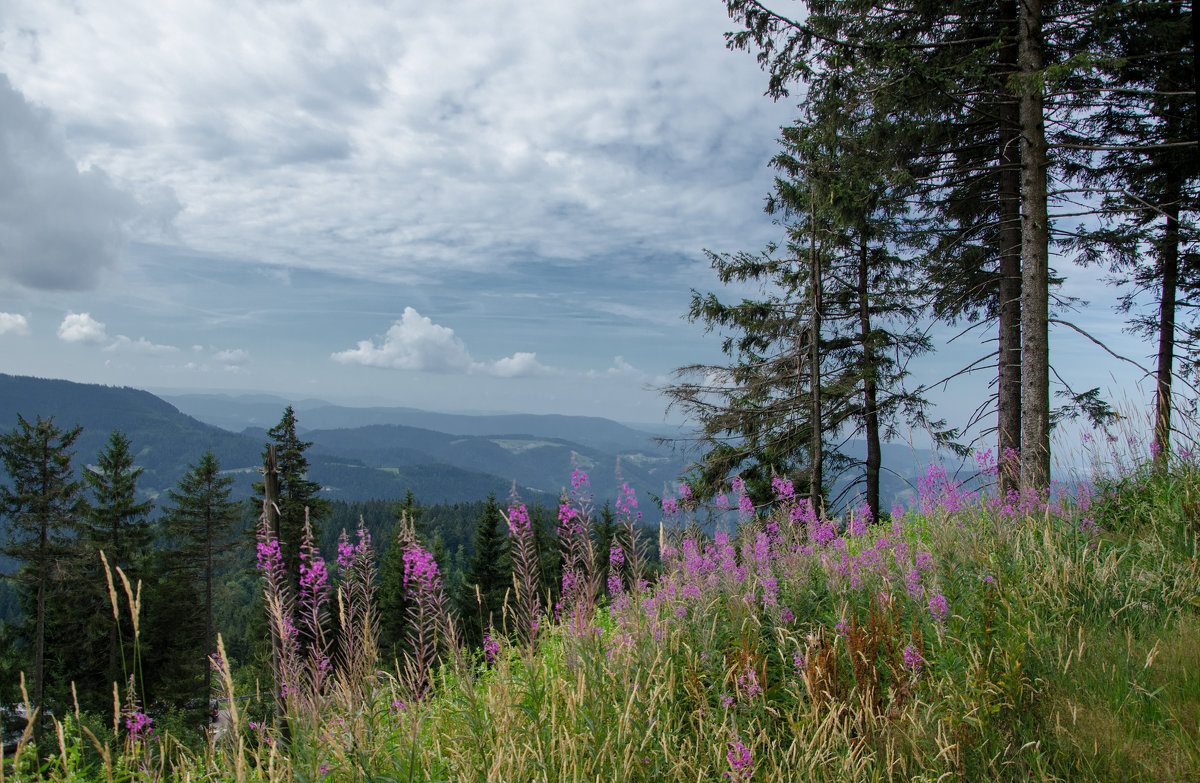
[3,439,1199,782]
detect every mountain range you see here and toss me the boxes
[0,374,943,512]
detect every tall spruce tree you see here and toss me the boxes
[60,430,155,711]
[255,407,330,594]
[1062,0,1198,461]
[458,493,509,646]
[159,452,239,705]
[721,0,1132,492]
[0,415,85,732]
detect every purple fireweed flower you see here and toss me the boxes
[903,644,923,673]
[299,548,330,596]
[975,448,998,477]
[835,620,849,637]
[737,665,763,701]
[557,503,581,533]
[678,483,692,500]
[726,735,753,781]
[772,476,795,500]
[731,476,746,495]
[662,497,680,516]
[256,538,282,572]
[571,469,589,489]
[506,502,532,536]
[737,494,754,516]
[905,569,924,600]
[849,503,872,537]
[928,593,949,623]
[715,494,730,510]
[402,546,441,590]
[125,711,153,739]
[336,538,355,573]
[780,606,794,623]
[482,632,500,665]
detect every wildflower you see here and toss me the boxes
[678,482,692,499]
[319,764,332,776]
[725,735,753,781]
[928,593,949,623]
[571,469,589,489]
[482,632,500,665]
[391,699,407,713]
[737,665,763,701]
[125,711,154,740]
[780,607,795,623]
[662,497,680,516]
[506,502,532,536]
[771,476,794,500]
[835,620,849,637]
[905,569,924,600]
[793,650,806,673]
[903,643,923,673]
[715,494,730,510]
[848,503,871,536]
[738,494,754,516]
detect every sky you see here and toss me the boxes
[0,0,1163,451]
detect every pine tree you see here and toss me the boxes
[255,407,330,595]
[62,430,155,711]
[1063,0,1198,462]
[458,493,510,646]
[158,452,239,706]
[0,415,85,733]
[377,488,425,665]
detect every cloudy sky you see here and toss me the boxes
[0,0,1158,443]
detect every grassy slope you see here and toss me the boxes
[9,451,1200,781]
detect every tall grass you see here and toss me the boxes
[4,449,1198,781]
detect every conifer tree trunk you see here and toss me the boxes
[858,236,881,520]
[1019,0,1051,491]
[1154,144,1182,463]
[809,195,824,514]
[998,0,1023,494]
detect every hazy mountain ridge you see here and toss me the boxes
[0,376,678,506]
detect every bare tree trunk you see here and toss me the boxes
[809,192,824,515]
[858,236,881,521]
[1019,0,1051,492]
[1153,133,1183,465]
[998,0,1023,495]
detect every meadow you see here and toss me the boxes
[4,436,1199,782]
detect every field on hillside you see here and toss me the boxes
[4,441,1199,782]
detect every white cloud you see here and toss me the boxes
[213,348,250,364]
[0,0,789,285]
[57,312,107,343]
[488,351,553,378]
[332,308,476,373]
[0,313,30,336]
[104,335,178,354]
[333,308,554,377]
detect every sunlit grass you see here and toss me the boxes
[5,445,1199,781]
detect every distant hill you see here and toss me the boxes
[164,392,672,455]
[0,376,552,505]
[0,376,951,513]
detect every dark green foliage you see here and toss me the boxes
[457,493,510,646]
[0,414,86,721]
[255,407,331,592]
[151,452,241,709]
[592,502,617,593]
[56,430,156,713]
